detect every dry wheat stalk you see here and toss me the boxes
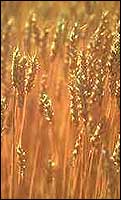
[11,47,27,107]
[24,12,41,52]
[39,26,49,67]
[109,20,120,109]
[50,18,66,61]
[111,133,120,173]
[25,55,40,93]
[1,17,16,83]
[1,2,120,199]
[86,11,113,105]
[68,50,91,123]
[39,90,54,123]
[16,145,26,184]
[65,21,80,70]
[11,48,40,186]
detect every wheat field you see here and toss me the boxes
[1,1,120,199]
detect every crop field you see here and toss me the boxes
[1,1,120,199]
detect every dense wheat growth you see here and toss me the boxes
[1,1,120,199]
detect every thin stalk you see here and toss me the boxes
[10,90,17,199]
[17,94,27,186]
[29,140,40,198]
[28,118,43,198]
[94,151,103,198]
[18,94,27,146]
[84,147,95,198]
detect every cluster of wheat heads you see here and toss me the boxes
[1,1,120,199]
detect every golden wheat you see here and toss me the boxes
[1,1,120,199]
